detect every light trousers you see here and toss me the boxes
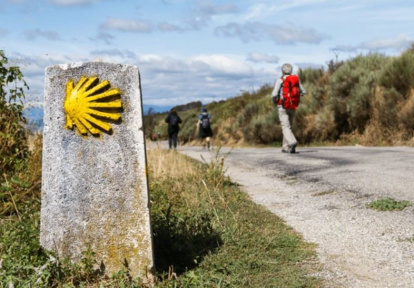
[278,106,297,151]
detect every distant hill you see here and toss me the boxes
[143,105,172,114]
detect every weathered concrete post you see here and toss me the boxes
[40,62,154,279]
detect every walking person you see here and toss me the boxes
[197,107,213,150]
[271,63,306,153]
[165,108,182,150]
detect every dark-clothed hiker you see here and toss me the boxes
[165,109,182,150]
[197,107,213,150]
[271,63,306,154]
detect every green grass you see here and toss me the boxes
[1,145,323,287]
[149,148,323,287]
[366,197,412,211]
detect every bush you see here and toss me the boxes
[0,50,30,177]
[329,53,389,134]
[399,92,414,138]
[298,67,324,85]
[379,46,414,97]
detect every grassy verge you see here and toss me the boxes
[149,148,323,287]
[0,141,323,287]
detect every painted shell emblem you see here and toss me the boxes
[64,76,122,136]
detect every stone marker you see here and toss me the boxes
[40,62,154,280]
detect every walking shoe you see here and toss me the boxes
[287,143,297,154]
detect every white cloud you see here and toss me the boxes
[134,53,263,106]
[215,22,329,45]
[101,18,153,33]
[187,0,239,29]
[247,52,279,63]
[330,34,414,53]
[18,51,277,108]
[330,45,358,53]
[243,3,276,21]
[191,54,252,76]
[91,31,115,45]
[158,22,184,32]
[359,34,414,51]
[24,29,61,41]
[194,0,239,16]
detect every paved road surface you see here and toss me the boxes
[165,143,414,288]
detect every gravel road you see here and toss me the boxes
[171,143,414,288]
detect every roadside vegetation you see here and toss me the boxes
[1,50,322,287]
[366,198,412,212]
[146,46,414,147]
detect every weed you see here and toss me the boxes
[312,190,336,197]
[366,198,412,211]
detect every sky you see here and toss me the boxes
[1,0,414,112]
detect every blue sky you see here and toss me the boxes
[1,0,413,111]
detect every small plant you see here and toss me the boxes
[366,197,412,211]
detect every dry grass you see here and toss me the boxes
[147,147,323,287]
[147,147,199,180]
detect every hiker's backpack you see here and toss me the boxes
[281,74,301,110]
[201,114,210,129]
[169,114,179,126]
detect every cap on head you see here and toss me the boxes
[282,63,293,75]
[201,107,207,112]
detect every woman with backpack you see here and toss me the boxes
[197,107,213,150]
[165,108,182,150]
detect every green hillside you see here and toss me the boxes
[146,47,414,147]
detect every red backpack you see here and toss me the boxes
[280,74,301,110]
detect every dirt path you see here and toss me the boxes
[173,144,414,288]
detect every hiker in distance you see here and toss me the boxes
[165,108,182,150]
[197,107,213,150]
[271,63,306,154]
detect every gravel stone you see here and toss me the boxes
[177,144,414,288]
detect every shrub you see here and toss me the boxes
[0,50,30,177]
[238,102,259,127]
[398,92,414,138]
[377,87,404,129]
[379,47,414,97]
[329,53,389,134]
[298,67,324,85]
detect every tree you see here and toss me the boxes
[0,50,30,176]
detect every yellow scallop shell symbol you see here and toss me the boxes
[64,76,122,136]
